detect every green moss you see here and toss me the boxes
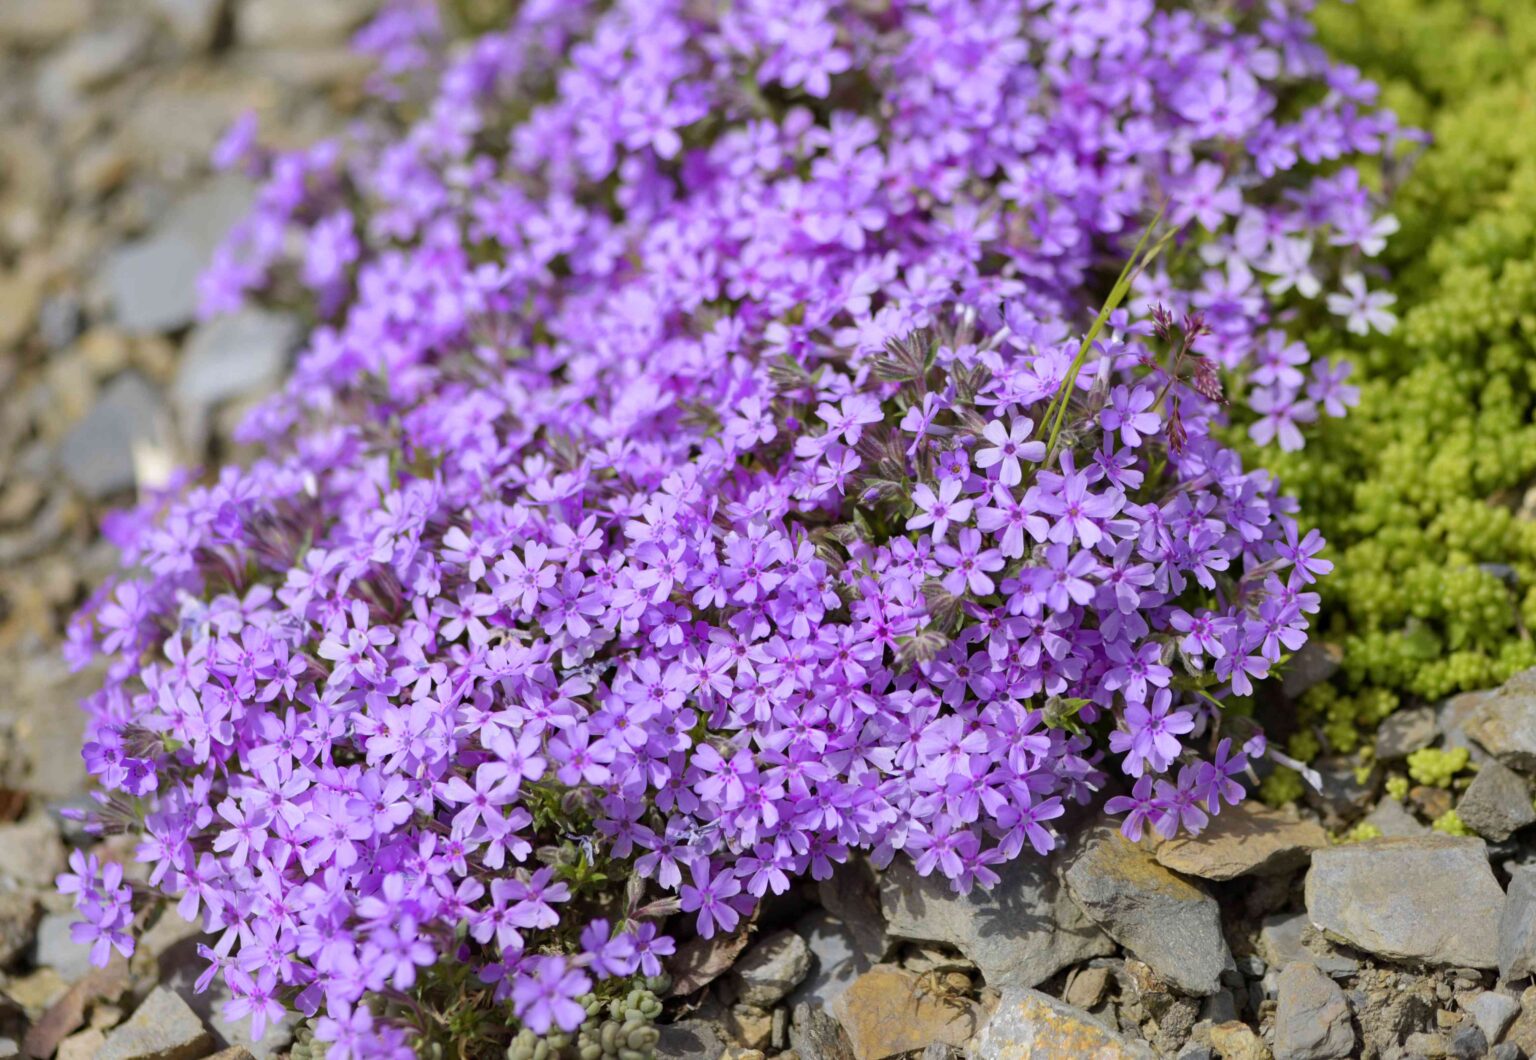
[1339,821,1384,843]
[1260,767,1306,807]
[1385,773,1410,801]
[1406,746,1470,788]
[1432,808,1472,835]
[1257,2,1536,752]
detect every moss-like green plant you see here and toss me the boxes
[1406,746,1470,788]
[1254,0,1536,757]
[1432,808,1472,835]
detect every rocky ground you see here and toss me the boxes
[0,1,373,1057]
[4,3,1536,1060]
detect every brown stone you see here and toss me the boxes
[828,965,985,1060]
[1208,1020,1271,1060]
[973,986,1152,1059]
[1153,802,1327,880]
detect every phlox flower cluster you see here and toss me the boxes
[63,0,1393,1050]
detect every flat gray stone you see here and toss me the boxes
[973,986,1154,1059]
[35,911,94,982]
[729,929,810,1008]
[789,1003,854,1060]
[788,910,883,1012]
[1465,991,1520,1045]
[1273,962,1355,1060]
[174,309,299,411]
[1458,759,1535,841]
[1284,641,1342,699]
[1063,823,1230,996]
[653,1021,725,1060]
[1467,670,1536,771]
[1362,797,1427,838]
[237,0,375,46]
[0,813,66,888]
[1258,912,1358,977]
[56,372,173,499]
[1305,835,1504,968]
[1305,756,1379,825]
[98,987,212,1060]
[1376,706,1438,760]
[1441,689,1498,759]
[100,177,252,334]
[1153,802,1326,881]
[881,849,1112,990]
[1499,865,1536,981]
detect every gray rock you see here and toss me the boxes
[0,812,66,889]
[1499,865,1536,981]
[788,1004,854,1060]
[1063,824,1230,996]
[881,850,1112,990]
[1466,991,1520,1045]
[972,986,1154,1059]
[1448,1024,1489,1059]
[729,929,810,1008]
[1284,641,1342,699]
[1305,755,1379,825]
[1377,706,1438,760]
[237,0,375,46]
[1459,759,1535,841]
[56,373,173,499]
[0,0,90,47]
[1200,989,1238,1025]
[1305,835,1504,968]
[1491,1043,1523,1060]
[1273,962,1355,1060]
[788,910,883,1012]
[98,987,212,1060]
[0,892,39,969]
[148,0,226,50]
[100,177,252,334]
[175,308,299,410]
[1362,796,1428,838]
[1258,913,1358,977]
[1441,689,1498,758]
[1468,670,1536,771]
[653,1021,725,1060]
[36,25,148,110]
[35,911,94,982]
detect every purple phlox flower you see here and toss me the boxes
[1107,689,1194,776]
[1104,776,1165,843]
[937,528,1005,597]
[679,860,745,938]
[974,415,1045,486]
[512,955,591,1035]
[1326,272,1396,335]
[1099,386,1160,448]
[907,478,974,542]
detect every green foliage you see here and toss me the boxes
[506,986,665,1060]
[1406,746,1470,788]
[1259,1,1536,752]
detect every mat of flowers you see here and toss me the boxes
[60,0,1403,1051]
